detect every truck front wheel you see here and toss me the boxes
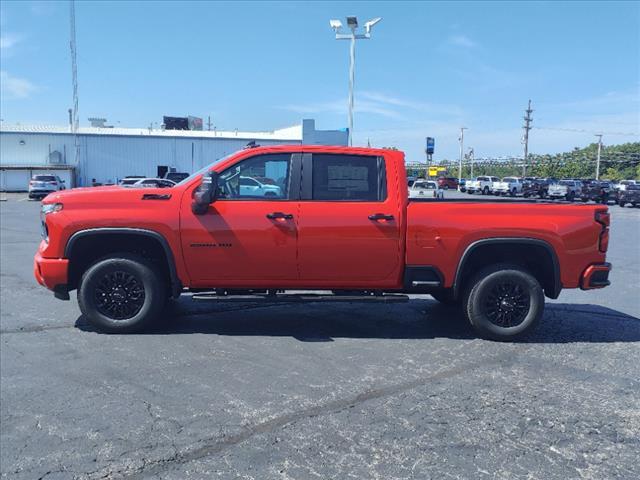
[78,254,166,333]
[463,264,543,341]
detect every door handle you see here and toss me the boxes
[368,213,394,221]
[266,212,294,220]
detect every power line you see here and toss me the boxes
[534,126,639,136]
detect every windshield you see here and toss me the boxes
[559,180,574,186]
[175,153,236,186]
[33,175,56,181]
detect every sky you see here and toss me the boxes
[1,0,638,161]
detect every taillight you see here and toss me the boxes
[595,209,610,252]
[595,210,610,227]
[599,230,609,252]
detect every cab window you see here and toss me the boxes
[218,154,291,200]
[311,154,386,201]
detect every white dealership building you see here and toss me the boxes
[0,119,348,191]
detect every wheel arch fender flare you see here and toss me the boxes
[452,237,561,299]
[64,227,181,297]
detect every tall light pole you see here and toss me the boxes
[595,134,603,180]
[458,127,467,183]
[468,147,475,178]
[330,16,382,146]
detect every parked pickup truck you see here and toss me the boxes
[34,145,611,340]
[492,177,523,196]
[548,180,583,201]
[466,176,499,195]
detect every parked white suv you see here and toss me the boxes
[492,177,523,196]
[239,176,282,197]
[466,176,499,195]
[408,180,444,199]
[28,175,66,199]
[548,180,583,201]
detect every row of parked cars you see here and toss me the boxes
[462,176,639,206]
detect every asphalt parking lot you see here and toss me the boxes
[1,193,639,479]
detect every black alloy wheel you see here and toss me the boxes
[482,281,530,328]
[94,270,145,320]
[78,254,166,333]
[464,264,544,341]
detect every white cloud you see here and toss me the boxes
[0,33,21,50]
[30,1,56,16]
[0,71,38,99]
[281,91,464,121]
[281,98,404,120]
[448,34,476,48]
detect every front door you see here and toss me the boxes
[180,153,299,287]
[296,153,403,288]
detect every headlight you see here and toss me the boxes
[40,203,62,242]
[41,203,63,215]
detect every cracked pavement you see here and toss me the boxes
[1,198,639,479]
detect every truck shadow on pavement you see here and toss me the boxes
[75,300,640,343]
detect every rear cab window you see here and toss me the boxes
[307,154,387,201]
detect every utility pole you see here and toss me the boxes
[207,116,212,131]
[468,147,475,178]
[522,99,533,177]
[595,134,603,180]
[69,0,80,182]
[458,127,467,183]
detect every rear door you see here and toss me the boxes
[296,153,403,287]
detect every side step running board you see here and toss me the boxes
[192,293,410,303]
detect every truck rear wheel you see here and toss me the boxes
[463,264,543,341]
[78,254,166,333]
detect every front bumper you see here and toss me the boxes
[34,252,69,296]
[580,263,611,290]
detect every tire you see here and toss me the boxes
[581,197,588,203]
[566,192,575,202]
[619,200,625,207]
[463,264,544,341]
[431,290,460,306]
[78,254,166,333]
[510,188,517,197]
[443,185,449,190]
[483,187,490,195]
[467,191,473,195]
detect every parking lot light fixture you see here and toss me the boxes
[330,16,382,146]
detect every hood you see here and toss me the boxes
[42,185,178,206]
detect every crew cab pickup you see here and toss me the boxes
[35,145,612,340]
[492,177,523,196]
[466,176,499,195]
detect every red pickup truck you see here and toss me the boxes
[34,145,611,340]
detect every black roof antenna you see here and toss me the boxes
[245,140,259,149]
